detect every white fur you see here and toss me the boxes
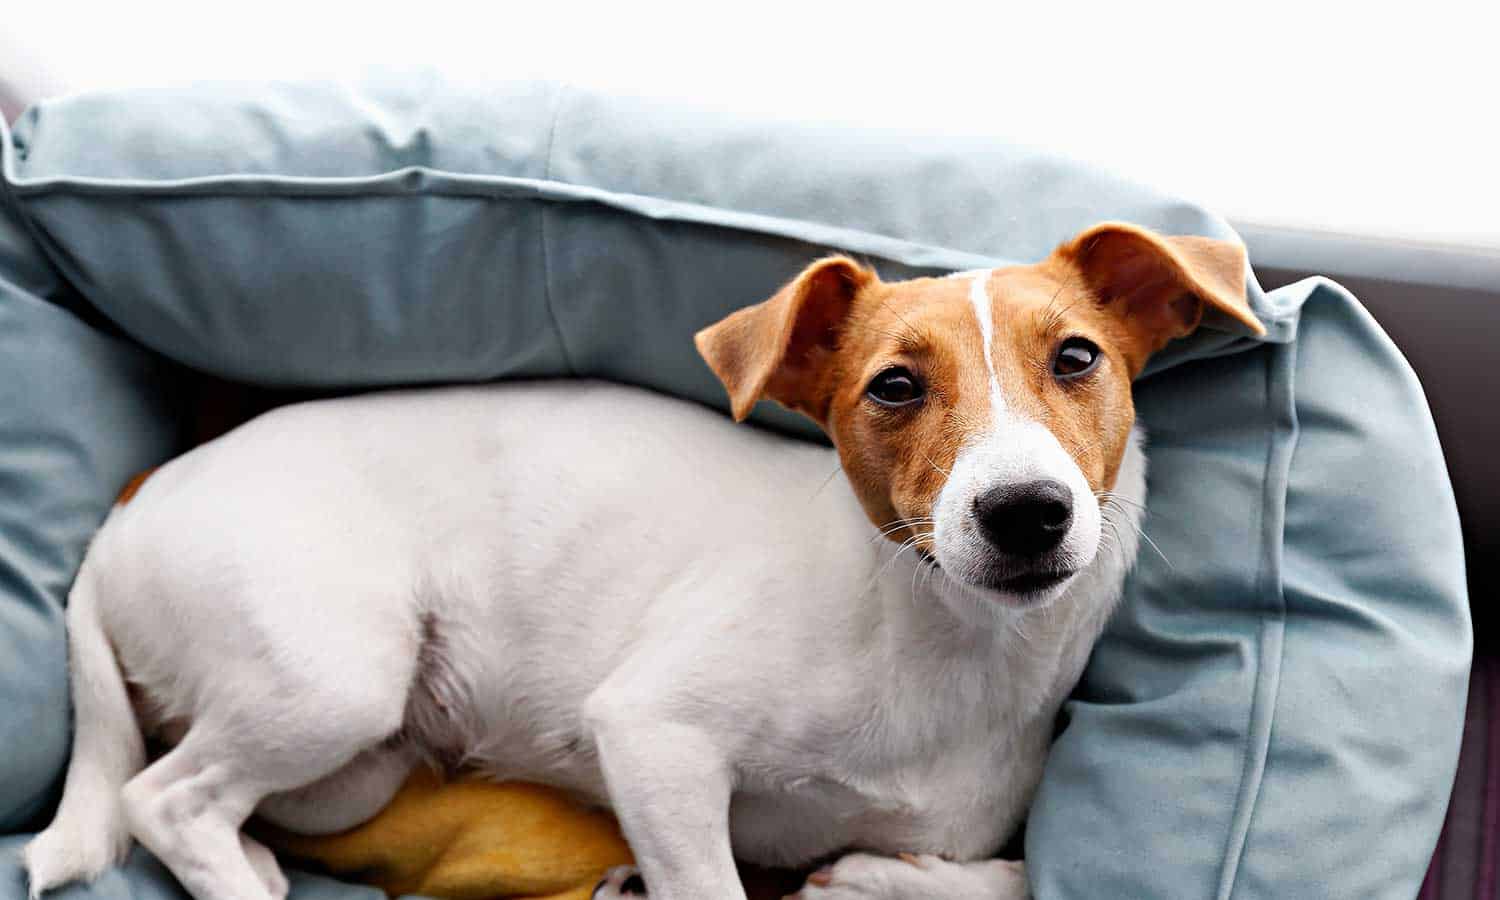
[25,379,1144,900]
[964,270,1007,415]
[792,854,1030,900]
[931,420,1109,615]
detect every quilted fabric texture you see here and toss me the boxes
[0,75,1470,898]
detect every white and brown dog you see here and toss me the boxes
[24,222,1261,900]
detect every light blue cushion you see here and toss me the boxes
[0,75,1469,898]
[0,190,179,833]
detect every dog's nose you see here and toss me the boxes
[973,479,1073,557]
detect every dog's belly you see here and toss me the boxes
[462,724,612,806]
[725,752,1026,867]
[729,783,870,866]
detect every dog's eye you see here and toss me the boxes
[866,367,925,407]
[1052,338,1101,380]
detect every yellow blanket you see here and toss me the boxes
[261,773,803,900]
[262,771,632,900]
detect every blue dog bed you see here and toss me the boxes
[0,73,1469,899]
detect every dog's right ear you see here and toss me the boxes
[695,257,874,424]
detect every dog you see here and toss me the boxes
[24,221,1261,900]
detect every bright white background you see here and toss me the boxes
[3,1,1497,249]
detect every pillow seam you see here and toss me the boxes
[1215,338,1299,898]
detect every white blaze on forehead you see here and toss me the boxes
[960,269,1006,415]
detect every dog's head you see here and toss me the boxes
[696,222,1263,609]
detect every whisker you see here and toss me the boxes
[920,560,940,594]
[877,297,922,342]
[1041,259,1086,332]
[870,517,936,543]
[1104,503,1173,571]
[843,322,914,344]
[1094,490,1144,507]
[1104,521,1125,561]
[1135,528,1174,570]
[863,530,936,592]
[916,448,950,477]
[809,463,844,503]
[874,516,934,532]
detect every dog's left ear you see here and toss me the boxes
[1054,222,1265,372]
[695,256,874,423]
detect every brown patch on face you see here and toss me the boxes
[695,223,1262,548]
[818,276,992,544]
[817,267,1140,547]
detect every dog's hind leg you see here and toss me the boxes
[239,834,291,900]
[121,730,291,900]
[120,679,410,900]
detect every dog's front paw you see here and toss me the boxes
[593,865,649,899]
[787,853,1028,900]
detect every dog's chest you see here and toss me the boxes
[728,728,1046,867]
[726,657,1053,867]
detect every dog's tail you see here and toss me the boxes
[23,566,146,898]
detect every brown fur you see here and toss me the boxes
[696,222,1259,549]
[114,467,158,506]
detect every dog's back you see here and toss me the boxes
[33,379,906,867]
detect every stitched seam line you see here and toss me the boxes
[1215,336,1299,899]
[536,83,576,376]
[0,156,113,334]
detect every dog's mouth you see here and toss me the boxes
[986,569,1074,595]
[923,552,1075,600]
[959,563,1078,602]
